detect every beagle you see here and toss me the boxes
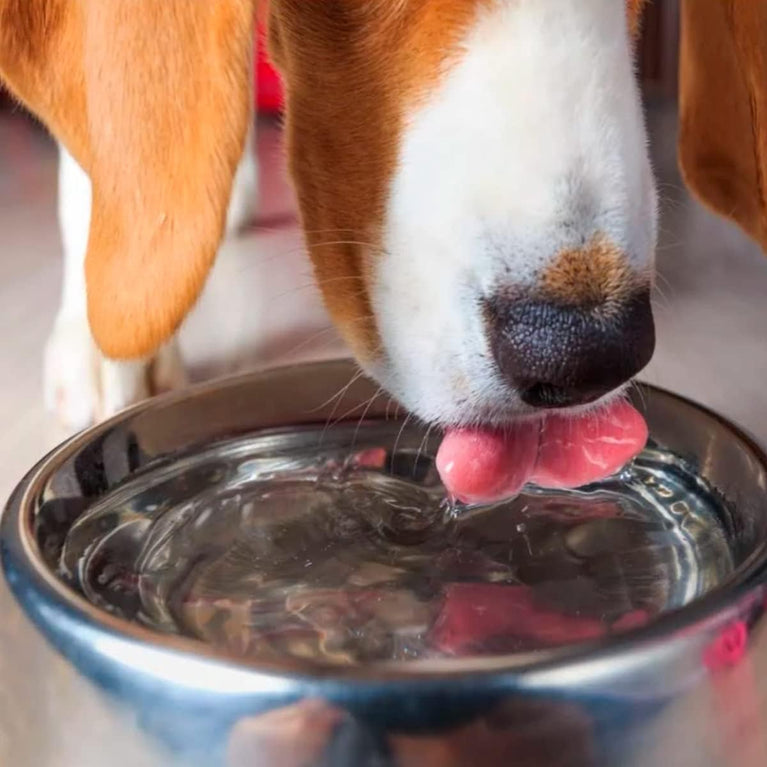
[1,1,765,498]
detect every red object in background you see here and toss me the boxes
[256,23,283,114]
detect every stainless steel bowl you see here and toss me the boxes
[4,360,767,767]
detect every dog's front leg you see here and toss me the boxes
[43,146,188,430]
[44,129,259,431]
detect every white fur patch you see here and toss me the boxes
[371,0,657,426]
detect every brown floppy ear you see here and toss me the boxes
[678,0,767,253]
[0,0,254,358]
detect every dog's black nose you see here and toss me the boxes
[485,291,655,409]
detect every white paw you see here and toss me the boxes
[44,319,187,432]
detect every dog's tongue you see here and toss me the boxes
[436,400,647,503]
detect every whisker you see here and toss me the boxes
[316,355,383,447]
[630,379,648,412]
[413,423,435,478]
[654,270,674,292]
[651,284,671,311]
[391,413,413,469]
[351,388,384,449]
[247,226,377,238]
[264,276,371,305]
[326,393,377,433]
[310,367,366,417]
[304,239,387,250]
[231,240,391,279]
[275,326,348,360]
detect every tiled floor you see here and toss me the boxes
[1,99,767,764]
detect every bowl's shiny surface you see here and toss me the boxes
[4,360,767,767]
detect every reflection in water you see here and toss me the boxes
[58,422,732,667]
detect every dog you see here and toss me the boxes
[1,0,765,499]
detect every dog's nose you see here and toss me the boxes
[485,291,655,409]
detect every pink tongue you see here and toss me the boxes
[436,400,648,503]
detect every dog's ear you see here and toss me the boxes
[678,0,767,253]
[0,0,254,358]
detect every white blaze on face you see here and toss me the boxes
[370,0,657,426]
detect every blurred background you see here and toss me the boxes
[1,0,766,508]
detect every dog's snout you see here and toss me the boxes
[486,291,655,409]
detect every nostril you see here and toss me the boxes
[485,290,655,409]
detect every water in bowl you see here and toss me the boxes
[58,421,733,667]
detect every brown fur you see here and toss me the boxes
[540,236,643,309]
[626,0,648,40]
[678,0,767,253]
[0,0,254,358]
[268,0,490,363]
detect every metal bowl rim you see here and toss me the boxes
[4,360,767,687]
